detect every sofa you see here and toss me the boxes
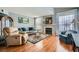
[59,30,75,44]
[19,27,36,31]
[18,27,37,35]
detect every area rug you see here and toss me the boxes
[27,34,49,44]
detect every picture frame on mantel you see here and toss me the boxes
[45,17,52,24]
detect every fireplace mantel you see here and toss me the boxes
[42,15,56,34]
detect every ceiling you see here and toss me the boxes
[0,7,77,17]
[0,7,54,17]
[54,7,77,13]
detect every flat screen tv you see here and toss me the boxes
[29,27,33,31]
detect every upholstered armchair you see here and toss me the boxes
[3,27,28,46]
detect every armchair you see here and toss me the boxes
[3,27,23,46]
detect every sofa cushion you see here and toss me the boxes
[18,28,22,31]
[21,28,26,31]
[29,27,34,31]
[61,31,66,35]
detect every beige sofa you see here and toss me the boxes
[3,27,28,47]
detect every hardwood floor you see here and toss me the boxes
[0,34,73,52]
[60,40,73,52]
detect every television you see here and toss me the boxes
[29,27,34,31]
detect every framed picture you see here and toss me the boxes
[18,17,29,24]
[45,17,52,24]
[18,17,23,23]
[23,18,29,24]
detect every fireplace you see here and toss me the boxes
[45,28,52,34]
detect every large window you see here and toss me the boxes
[59,15,75,32]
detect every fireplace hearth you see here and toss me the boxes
[45,28,52,35]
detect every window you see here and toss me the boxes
[59,15,75,32]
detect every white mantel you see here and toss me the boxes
[43,24,56,34]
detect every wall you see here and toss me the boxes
[8,12,34,30]
[35,17,43,32]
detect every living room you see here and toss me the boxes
[0,7,79,52]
